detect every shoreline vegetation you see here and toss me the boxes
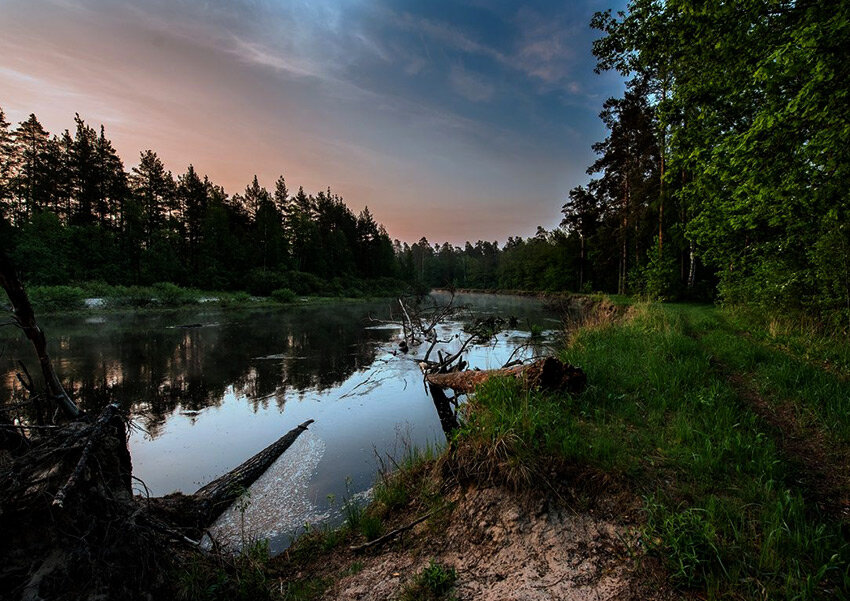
[260,300,849,601]
[3,290,849,600]
[18,278,412,315]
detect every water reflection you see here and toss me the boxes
[1,302,401,437]
[1,294,559,552]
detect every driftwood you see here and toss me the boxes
[156,419,316,530]
[53,404,123,508]
[349,509,437,553]
[0,248,80,419]
[425,357,586,395]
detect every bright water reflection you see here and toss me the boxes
[0,293,559,552]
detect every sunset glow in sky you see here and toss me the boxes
[1,0,625,244]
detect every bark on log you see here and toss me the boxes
[53,404,123,508]
[425,357,586,395]
[0,248,80,419]
[192,419,315,524]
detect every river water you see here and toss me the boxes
[0,292,559,552]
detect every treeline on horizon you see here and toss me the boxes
[1,1,847,326]
[0,108,401,298]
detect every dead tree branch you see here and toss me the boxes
[349,509,438,552]
[0,248,80,419]
[53,404,122,508]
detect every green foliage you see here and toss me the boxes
[271,287,297,303]
[245,268,289,297]
[359,514,383,542]
[175,540,275,601]
[342,477,363,531]
[641,251,679,301]
[457,303,850,598]
[152,281,194,306]
[28,285,85,312]
[591,0,850,319]
[372,443,439,519]
[398,560,458,601]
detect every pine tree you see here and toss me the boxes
[0,108,15,219]
[130,150,175,249]
[11,114,51,221]
[177,164,207,264]
[68,114,99,225]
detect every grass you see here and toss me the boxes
[176,539,281,601]
[455,302,850,599]
[398,560,458,601]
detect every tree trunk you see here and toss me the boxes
[425,357,586,396]
[151,419,316,532]
[192,419,315,523]
[0,248,80,419]
[579,235,585,290]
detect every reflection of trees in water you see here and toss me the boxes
[1,304,397,438]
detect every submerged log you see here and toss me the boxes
[193,418,315,523]
[425,357,586,395]
[151,419,316,532]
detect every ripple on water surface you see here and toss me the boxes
[204,431,326,553]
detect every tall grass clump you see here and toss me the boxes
[372,442,443,519]
[175,539,277,601]
[398,560,458,601]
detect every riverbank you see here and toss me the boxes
[4,300,849,600]
[433,287,631,305]
[19,280,410,315]
[258,302,850,600]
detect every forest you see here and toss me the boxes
[2,1,850,600]
[2,0,848,333]
[0,110,399,297]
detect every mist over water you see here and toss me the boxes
[1,293,558,553]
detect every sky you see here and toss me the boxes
[0,0,626,245]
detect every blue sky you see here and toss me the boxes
[0,0,626,243]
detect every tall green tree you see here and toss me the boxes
[11,114,52,221]
[0,109,16,219]
[130,150,175,249]
[176,164,207,266]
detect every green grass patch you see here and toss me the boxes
[457,302,849,599]
[175,539,280,601]
[398,560,458,601]
[680,304,850,443]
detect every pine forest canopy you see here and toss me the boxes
[1,1,848,329]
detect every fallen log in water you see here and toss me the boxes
[149,419,316,533]
[193,419,315,523]
[425,357,586,395]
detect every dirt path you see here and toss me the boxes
[686,313,850,522]
[718,366,850,521]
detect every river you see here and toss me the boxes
[0,292,560,552]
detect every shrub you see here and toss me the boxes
[153,282,192,306]
[28,285,86,312]
[244,269,289,297]
[359,514,383,542]
[288,272,327,296]
[271,288,297,303]
[98,286,151,308]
